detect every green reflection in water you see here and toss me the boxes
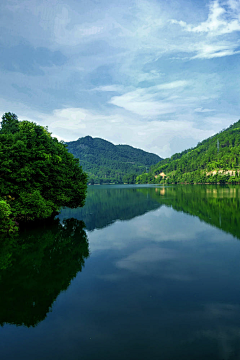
[58,186,161,230]
[60,185,240,241]
[0,218,89,327]
[1,185,239,329]
[138,185,240,240]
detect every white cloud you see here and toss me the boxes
[169,0,240,59]
[110,91,176,116]
[109,81,189,117]
[156,80,188,90]
[192,41,240,59]
[171,0,240,36]
[228,0,240,12]
[39,106,216,158]
[92,85,126,93]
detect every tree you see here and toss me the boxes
[0,199,18,234]
[0,113,88,223]
[0,112,19,134]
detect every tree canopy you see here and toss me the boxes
[0,113,87,227]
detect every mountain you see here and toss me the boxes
[136,119,240,184]
[66,136,162,184]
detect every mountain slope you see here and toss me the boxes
[66,136,162,183]
[136,119,240,184]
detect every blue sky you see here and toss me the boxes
[1,0,240,157]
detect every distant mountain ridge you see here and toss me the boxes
[66,136,162,184]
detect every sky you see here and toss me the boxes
[0,0,240,158]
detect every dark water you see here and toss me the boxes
[1,185,240,360]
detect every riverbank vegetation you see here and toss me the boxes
[0,113,87,233]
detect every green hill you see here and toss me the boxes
[136,119,240,184]
[66,136,162,184]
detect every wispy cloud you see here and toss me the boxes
[36,106,218,157]
[109,81,189,117]
[92,85,126,93]
[170,0,240,59]
[191,41,240,59]
[171,0,240,36]
[109,90,176,117]
[156,80,188,90]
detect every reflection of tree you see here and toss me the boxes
[59,187,161,231]
[138,186,240,240]
[0,218,89,327]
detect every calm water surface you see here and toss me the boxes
[1,185,240,360]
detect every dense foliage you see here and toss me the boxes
[0,199,18,234]
[66,136,162,184]
[0,113,87,227]
[136,119,240,184]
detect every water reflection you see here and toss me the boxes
[0,218,89,327]
[138,185,240,240]
[60,185,240,240]
[1,185,240,360]
[58,186,161,230]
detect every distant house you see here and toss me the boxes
[155,172,166,178]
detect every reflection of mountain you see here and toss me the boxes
[58,187,161,231]
[0,218,89,327]
[138,186,240,240]
[58,186,240,239]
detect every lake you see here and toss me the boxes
[1,185,240,360]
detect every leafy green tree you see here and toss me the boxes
[0,112,19,134]
[0,199,18,234]
[0,113,88,223]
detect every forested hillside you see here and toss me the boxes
[66,136,162,184]
[136,119,240,184]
